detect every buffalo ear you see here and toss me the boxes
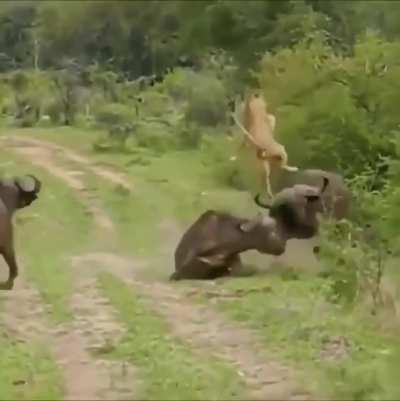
[15,176,36,193]
[320,176,329,194]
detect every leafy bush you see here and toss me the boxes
[185,73,227,126]
[92,102,137,149]
[256,32,399,178]
[162,68,197,102]
[94,102,135,127]
[135,121,178,153]
[317,166,397,310]
[175,121,202,149]
[42,98,63,124]
[140,91,171,119]
[4,70,54,126]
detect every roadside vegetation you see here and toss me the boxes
[1,1,400,399]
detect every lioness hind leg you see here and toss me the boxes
[262,161,273,198]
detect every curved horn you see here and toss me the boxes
[320,176,329,194]
[15,176,35,193]
[26,174,41,193]
[254,193,271,209]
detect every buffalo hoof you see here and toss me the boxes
[0,279,14,290]
[169,272,181,281]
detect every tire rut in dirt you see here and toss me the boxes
[5,136,316,400]
[54,274,138,400]
[73,252,314,401]
[2,141,138,400]
[0,274,119,400]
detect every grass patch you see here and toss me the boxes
[0,329,63,400]
[199,274,400,400]
[0,150,92,322]
[76,150,257,254]
[98,272,248,400]
[4,127,400,399]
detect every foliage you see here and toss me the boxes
[162,67,194,101]
[98,273,247,400]
[94,102,135,128]
[50,68,81,125]
[317,160,399,311]
[185,72,227,126]
[3,2,400,398]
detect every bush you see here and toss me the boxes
[5,70,53,126]
[317,168,396,310]
[256,33,399,178]
[44,98,64,124]
[185,73,227,126]
[94,102,135,127]
[140,91,171,119]
[198,132,255,189]
[163,68,194,101]
[174,121,202,149]
[135,121,178,153]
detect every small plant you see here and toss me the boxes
[318,170,394,312]
[162,68,193,101]
[185,73,227,126]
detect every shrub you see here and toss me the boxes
[140,91,171,119]
[135,121,178,153]
[163,68,194,101]
[44,98,64,124]
[5,70,53,126]
[256,33,399,178]
[317,169,396,310]
[94,102,135,127]
[185,73,227,126]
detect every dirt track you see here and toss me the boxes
[1,136,317,400]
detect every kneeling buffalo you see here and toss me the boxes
[171,210,285,281]
[171,177,331,281]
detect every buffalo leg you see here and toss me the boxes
[228,254,243,276]
[0,247,18,290]
[206,265,231,280]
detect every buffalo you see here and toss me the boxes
[0,174,41,290]
[171,210,285,281]
[275,169,351,220]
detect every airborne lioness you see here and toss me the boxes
[232,92,298,198]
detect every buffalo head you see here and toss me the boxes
[14,175,42,209]
[254,176,329,240]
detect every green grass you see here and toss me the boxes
[3,126,400,399]
[0,329,63,400]
[0,126,99,154]
[195,274,400,400]
[0,150,93,322]
[98,272,248,400]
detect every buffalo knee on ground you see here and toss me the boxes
[171,210,286,281]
